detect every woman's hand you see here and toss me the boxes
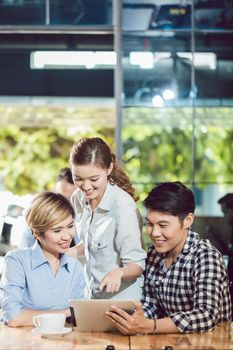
[99,264,143,293]
[105,301,152,335]
[99,268,124,293]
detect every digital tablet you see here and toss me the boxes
[69,299,135,332]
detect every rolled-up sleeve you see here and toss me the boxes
[1,253,26,322]
[169,250,231,333]
[142,282,164,319]
[115,202,146,271]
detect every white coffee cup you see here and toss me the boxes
[32,313,66,332]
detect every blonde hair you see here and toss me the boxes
[70,137,138,201]
[26,191,74,237]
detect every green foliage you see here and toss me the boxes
[0,125,114,194]
[122,107,233,199]
[1,105,233,198]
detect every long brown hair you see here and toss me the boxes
[69,137,138,201]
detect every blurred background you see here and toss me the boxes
[0,0,233,259]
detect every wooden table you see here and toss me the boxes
[0,325,130,350]
[130,323,233,350]
[0,323,233,350]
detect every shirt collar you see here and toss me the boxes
[182,229,199,254]
[31,241,69,272]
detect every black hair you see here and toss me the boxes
[218,193,233,210]
[143,181,195,220]
[56,167,74,185]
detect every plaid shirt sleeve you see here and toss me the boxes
[170,247,231,333]
[142,246,164,319]
[142,278,164,319]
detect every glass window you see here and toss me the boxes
[122,0,233,219]
[0,0,45,25]
[122,107,193,194]
[195,0,233,30]
[0,0,112,26]
[50,0,112,26]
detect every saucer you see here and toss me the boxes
[31,327,72,337]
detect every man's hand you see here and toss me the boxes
[99,268,124,293]
[105,301,153,335]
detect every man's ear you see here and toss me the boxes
[184,213,194,229]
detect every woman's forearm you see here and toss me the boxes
[121,263,143,281]
[7,308,70,328]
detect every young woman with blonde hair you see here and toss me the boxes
[1,192,85,327]
[69,137,146,300]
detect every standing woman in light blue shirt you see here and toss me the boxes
[0,192,85,327]
[69,137,146,300]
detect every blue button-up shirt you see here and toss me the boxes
[0,242,85,322]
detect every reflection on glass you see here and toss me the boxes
[149,3,191,30]
[122,2,156,31]
[0,0,112,26]
[122,1,233,31]
[124,48,233,107]
[123,1,191,31]
[0,0,45,25]
[50,0,112,26]
[123,50,193,107]
[195,0,233,30]
[122,3,233,106]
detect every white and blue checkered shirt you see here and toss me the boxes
[142,230,232,333]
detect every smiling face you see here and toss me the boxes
[145,209,194,259]
[36,215,75,257]
[71,163,113,207]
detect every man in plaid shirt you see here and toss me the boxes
[105,181,232,334]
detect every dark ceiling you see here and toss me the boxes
[0,0,232,104]
[0,30,114,97]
